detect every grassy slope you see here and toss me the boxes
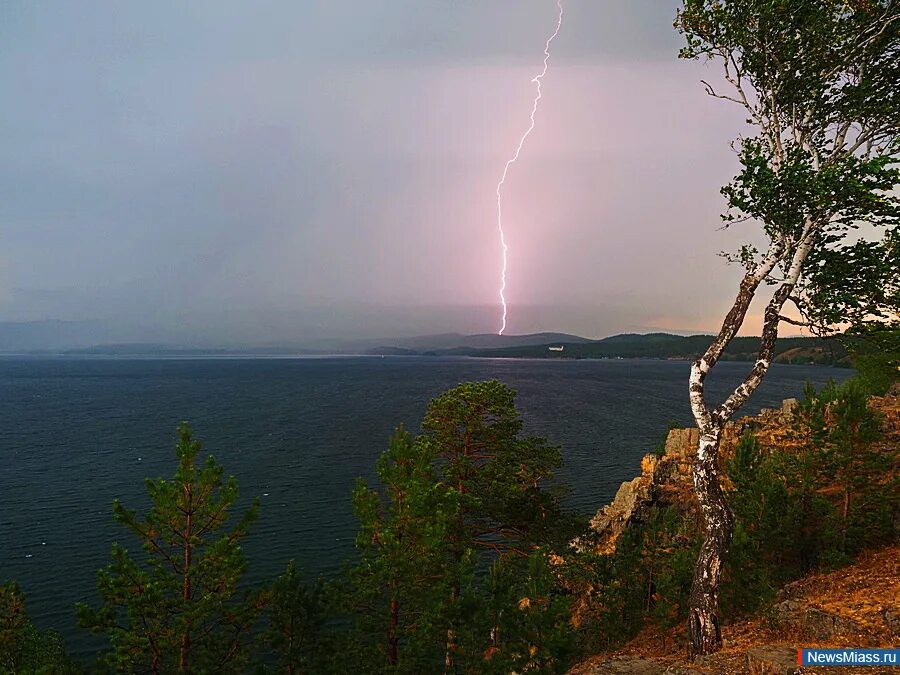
[568,545,899,674]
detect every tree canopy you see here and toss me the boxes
[678,0,900,335]
[76,424,263,674]
[675,0,899,655]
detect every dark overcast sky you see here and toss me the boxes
[0,1,774,345]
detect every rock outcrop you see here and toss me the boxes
[577,391,900,558]
[567,425,706,626]
[581,457,657,556]
[575,424,700,555]
[568,391,899,675]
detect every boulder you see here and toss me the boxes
[745,645,802,674]
[802,606,865,638]
[772,599,802,617]
[775,579,805,602]
[781,398,799,419]
[663,428,699,459]
[771,599,865,639]
[573,656,703,674]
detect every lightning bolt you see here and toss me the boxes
[495,0,564,335]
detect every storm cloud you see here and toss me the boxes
[1,1,770,345]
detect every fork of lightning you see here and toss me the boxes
[495,0,564,335]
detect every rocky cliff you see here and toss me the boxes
[567,388,899,674]
[577,391,899,558]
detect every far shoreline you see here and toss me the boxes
[0,352,854,368]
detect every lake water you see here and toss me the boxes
[0,356,848,655]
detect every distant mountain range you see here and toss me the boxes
[0,326,850,367]
[0,320,115,351]
[0,323,592,354]
[361,332,594,352]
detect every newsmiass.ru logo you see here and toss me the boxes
[799,648,899,667]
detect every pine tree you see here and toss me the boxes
[474,554,573,675]
[346,426,463,673]
[76,423,263,674]
[264,560,330,675]
[803,380,892,558]
[422,380,562,559]
[421,380,564,670]
[0,582,72,674]
[343,383,571,673]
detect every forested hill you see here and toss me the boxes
[41,332,851,366]
[401,333,850,366]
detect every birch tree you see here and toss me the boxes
[674,0,900,656]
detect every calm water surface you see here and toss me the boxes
[0,356,848,654]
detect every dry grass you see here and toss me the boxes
[569,546,900,674]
